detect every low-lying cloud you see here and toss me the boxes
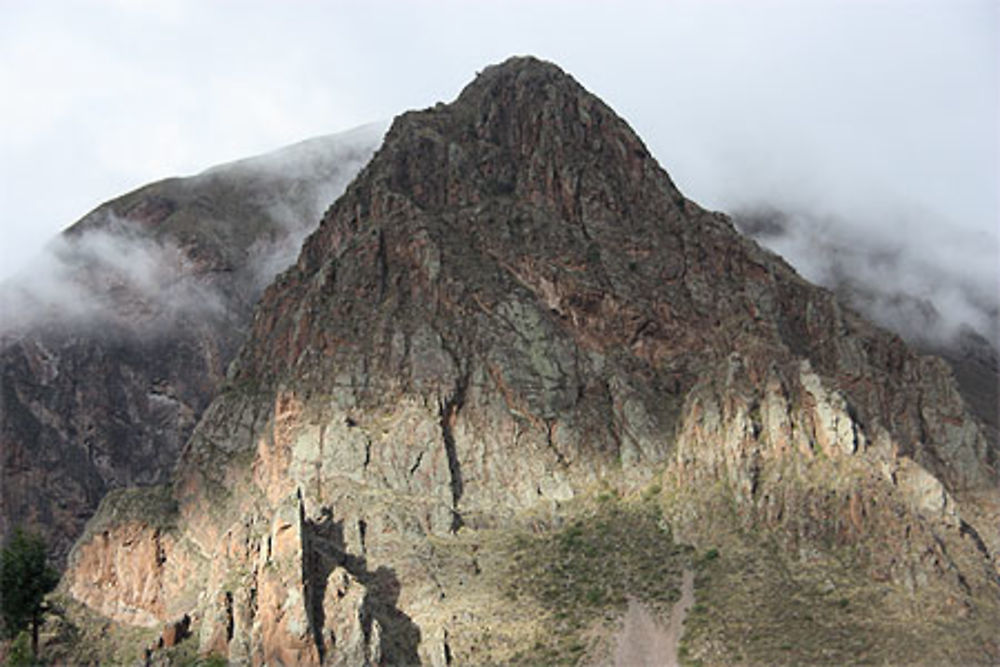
[2,114,993,365]
[0,215,226,336]
[732,204,999,351]
[0,122,386,340]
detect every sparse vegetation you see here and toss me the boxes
[671,500,1000,665]
[35,594,161,665]
[503,496,689,664]
[5,632,33,666]
[79,485,178,545]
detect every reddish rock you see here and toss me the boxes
[161,614,190,647]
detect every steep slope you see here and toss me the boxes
[56,57,999,664]
[0,124,383,563]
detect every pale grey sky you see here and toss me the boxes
[2,0,997,322]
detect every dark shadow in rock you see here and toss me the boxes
[302,506,422,664]
[362,565,422,665]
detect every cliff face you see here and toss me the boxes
[56,58,999,664]
[0,126,382,563]
[731,205,1000,442]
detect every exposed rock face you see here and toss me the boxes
[65,487,204,628]
[0,125,383,563]
[59,57,1000,663]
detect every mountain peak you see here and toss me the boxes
[353,53,677,249]
[237,58,992,497]
[458,55,582,100]
[50,58,1000,664]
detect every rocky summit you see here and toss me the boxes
[21,57,1000,664]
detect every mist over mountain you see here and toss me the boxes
[0,123,386,339]
[733,203,1000,435]
[5,124,993,370]
[732,204,999,350]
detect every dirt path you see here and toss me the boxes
[613,568,695,667]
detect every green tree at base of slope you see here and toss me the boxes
[1,528,59,657]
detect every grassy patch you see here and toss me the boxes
[504,498,689,664]
[676,520,1000,665]
[40,594,161,664]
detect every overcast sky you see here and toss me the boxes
[2,0,997,301]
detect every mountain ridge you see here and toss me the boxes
[11,56,1000,663]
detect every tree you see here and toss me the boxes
[0,528,59,657]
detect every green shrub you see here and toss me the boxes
[5,632,34,666]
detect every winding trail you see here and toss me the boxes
[613,568,695,667]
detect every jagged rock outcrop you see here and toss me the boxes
[64,486,204,627]
[0,126,382,563]
[58,57,1000,663]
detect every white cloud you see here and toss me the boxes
[0,120,386,337]
[0,214,225,335]
[733,203,999,348]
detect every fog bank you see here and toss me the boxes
[0,122,386,339]
[732,203,999,350]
